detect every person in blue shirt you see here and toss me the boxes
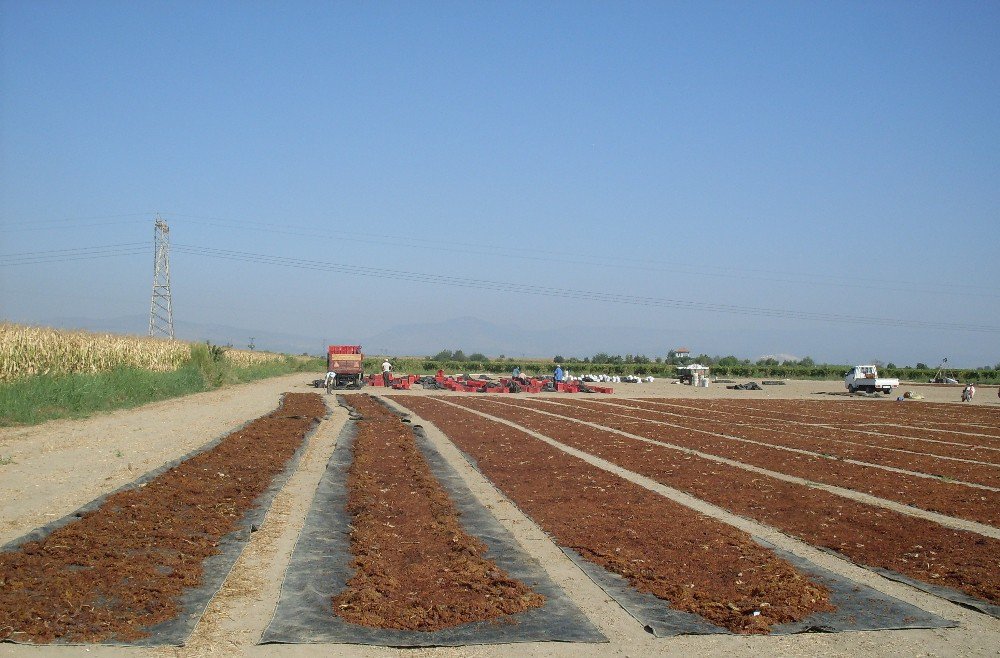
[554,365,565,385]
[513,366,521,379]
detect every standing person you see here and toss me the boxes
[324,369,337,394]
[962,384,972,402]
[969,383,976,401]
[381,358,393,387]
[554,365,565,387]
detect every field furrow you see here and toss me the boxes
[514,398,999,527]
[717,399,1000,444]
[440,396,1000,609]
[596,399,1000,486]
[392,396,836,635]
[332,394,545,630]
[627,399,1000,460]
[0,392,326,644]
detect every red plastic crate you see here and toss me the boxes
[328,345,362,355]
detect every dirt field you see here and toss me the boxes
[1,374,998,656]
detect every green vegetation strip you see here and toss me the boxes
[0,345,324,427]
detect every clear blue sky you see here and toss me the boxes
[1,1,998,366]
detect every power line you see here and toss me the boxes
[168,244,1000,333]
[158,212,999,299]
[0,243,148,265]
[5,210,997,297]
[3,238,996,333]
[0,213,150,231]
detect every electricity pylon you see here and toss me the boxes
[148,214,175,339]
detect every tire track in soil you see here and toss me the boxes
[593,399,1000,487]
[0,392,327,644]
[390,396,836,635]
[444,396,1000,611]
[517,398,999,528]
[331,394,545,631]
[622,398,1000,463]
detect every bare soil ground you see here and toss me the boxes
[0,374,998,657]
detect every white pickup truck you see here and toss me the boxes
[845,365,899,394]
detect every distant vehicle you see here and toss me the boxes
[326,345,365,391]
[676,364,710,385]
[845,365,899,394]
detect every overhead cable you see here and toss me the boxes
[169,244,1000,333]
[0,243,148,266]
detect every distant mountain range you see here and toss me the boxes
[365,316,671,359]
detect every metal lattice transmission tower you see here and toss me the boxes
[148,214,175,339]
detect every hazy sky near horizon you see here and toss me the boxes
[1,1,998,367]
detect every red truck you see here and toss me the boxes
[326,345,365,391]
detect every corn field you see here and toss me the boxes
[0,323,281,382]
[224,349,285,367]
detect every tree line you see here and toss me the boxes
[363,349,1000,383]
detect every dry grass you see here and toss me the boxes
[0,322,190,381]
[0,322,283,382]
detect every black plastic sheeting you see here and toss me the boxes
[567,536,956,637]
[261,397,606,647]
[1,396,322,647]
[812,546,1000,620]
[383,403,958,636]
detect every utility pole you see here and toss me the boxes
[148,214,175,339]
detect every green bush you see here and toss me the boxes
[0,349,326,427]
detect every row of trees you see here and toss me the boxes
[429,349,490,362]
[552,353,823,367]
[386,349,1000,383]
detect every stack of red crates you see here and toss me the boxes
[328,345,362,355]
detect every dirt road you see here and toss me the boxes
[1,374,997,656]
